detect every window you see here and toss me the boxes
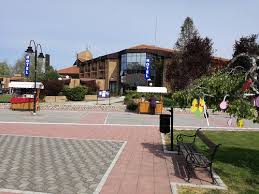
[120,52,163,88]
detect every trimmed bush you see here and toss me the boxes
[163,96,174,107]
[124,90,161,105]
[63,86,88,101]
[126,102,138,111]
[0,94,12,103]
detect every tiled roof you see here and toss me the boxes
[58,66,79,74]
[212,56,229,62]
[128,44,177,53]
[75,44,229,65]
[128,44,229,61]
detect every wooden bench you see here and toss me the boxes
[176,128,221,183]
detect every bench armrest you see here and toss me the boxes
[176,134,196,143]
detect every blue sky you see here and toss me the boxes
[0,0,258,69]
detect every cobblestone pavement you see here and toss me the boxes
[0,103,127,112]
[0,135,124,194]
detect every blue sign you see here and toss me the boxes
[145,58,150,80]
[24,55,30,77]
[98,90,110,98]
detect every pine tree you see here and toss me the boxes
[175,17,198,50]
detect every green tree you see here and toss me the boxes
[171,71,258,121]
[0,61,12,76]
[12,55,45,79]
[167,34,213,90]
[182,35,213,84]
[229,34,259,71]
[38,65,60,82]
[167,17,213,91]
[171,34,259,122]
[42,80,64,96]
[12,58,25,75]
[175,17,198,51]
[12,55,59,81]
[233,34,259,56]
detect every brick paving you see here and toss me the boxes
[0,108,239,194]
[0,122,216,194]
[0,135,124,194]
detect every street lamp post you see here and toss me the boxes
[25,40,45,115]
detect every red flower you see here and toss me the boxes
[242,79,253,91]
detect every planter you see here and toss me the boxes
[85,95,97,101]
[44,96,67,103]
[10,97,39,110]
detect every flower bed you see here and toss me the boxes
[10,97,35,104]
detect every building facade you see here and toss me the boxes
[75,44,229,95]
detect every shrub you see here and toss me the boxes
[0,94,12,103]
[171,89,193,108]
[228,99,256,120]
[124,90,160,105]
[63,86,88,101]
[126,102,138,111]
[42,80,64,96]
[163,96,174,107]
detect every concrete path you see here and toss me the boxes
[1,109,259,130]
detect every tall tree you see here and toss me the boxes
[167,34,213,90]
[229,34,259,71]
[0,61,12,76]
[233,34,259,56]
[175,17,198,50]
[12,55,47,80]
[12,58,25,75]
[182,35,213,84]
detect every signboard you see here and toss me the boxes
[145,58,150,80]
[137,86,167,93]
[24,55,30,77]
[98,90,110,98]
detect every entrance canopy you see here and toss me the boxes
[9,82,44,89]
[137,86,167,93]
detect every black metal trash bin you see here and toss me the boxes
[159,114,171,133]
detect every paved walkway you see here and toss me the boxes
[1,109,259,130]
[0,110,233,194]
[0,135,124,194]
[0,123,168,194]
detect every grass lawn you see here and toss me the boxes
[165,130,259,194]
[0,94,12,103]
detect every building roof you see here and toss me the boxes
[128,44,176,53]
[121,44,176,57]
[75,44,229,65]
[212,56,229,62]
[58,66,79,74]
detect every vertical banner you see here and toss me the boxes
[145,58,150,80]
[24,55,30,77]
